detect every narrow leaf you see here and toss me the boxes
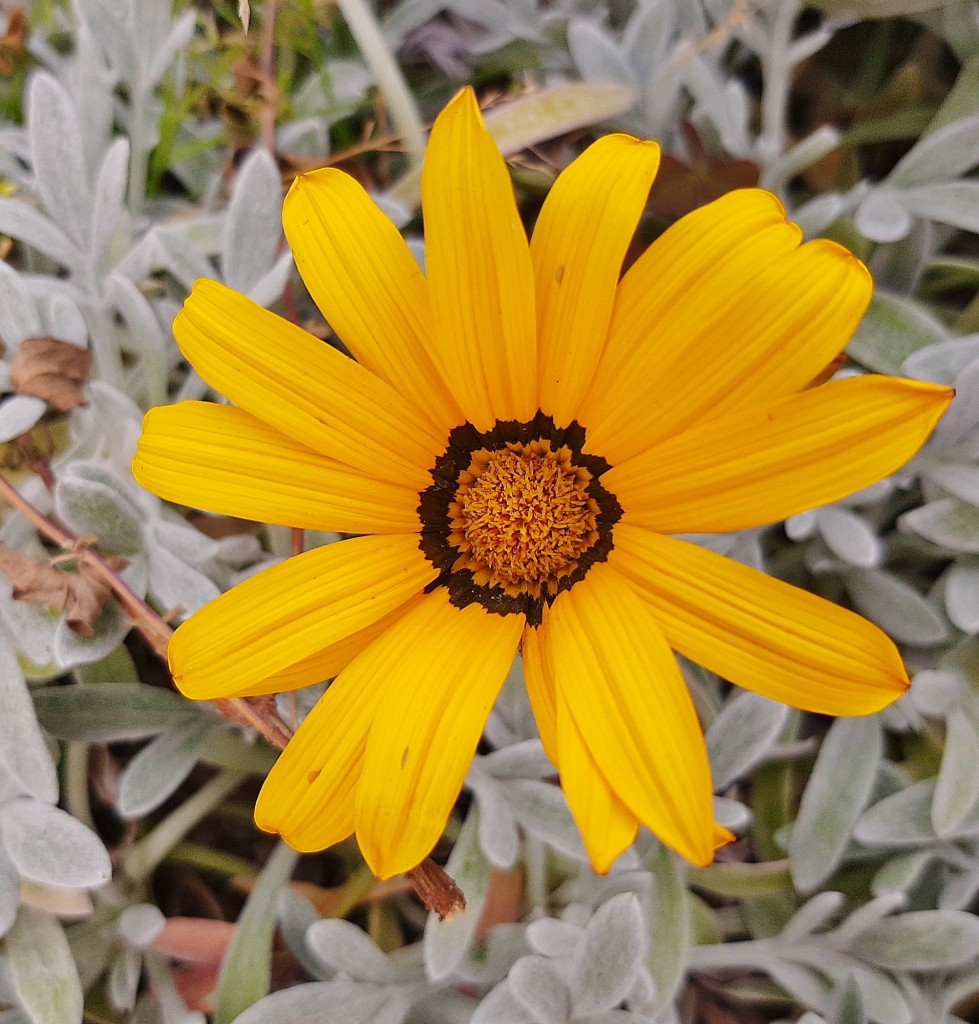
[213,841,300,1024]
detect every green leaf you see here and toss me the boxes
[32,682,202,742]
[213,841,300,1024]
[645,844,690,1014]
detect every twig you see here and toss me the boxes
[405,859,466,920]
[257,0,278,154]
[0,470,462,915]
[0,471,289,748]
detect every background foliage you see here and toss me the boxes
[1,0,979,1021]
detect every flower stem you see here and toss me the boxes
[334,0,425,167]
[125,768,247,882]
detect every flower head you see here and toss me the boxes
[134,88,952,879]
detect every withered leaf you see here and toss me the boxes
[9,337,92,413]
[0,543,122,636]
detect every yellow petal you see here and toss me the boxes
[521,623,558,767]
[611,526,909,715]
[169,535,435,698]
[531,134,660,427]
[355,589,524,879]
[255,654,376,852]
[556,680,639,874]
[173,279,443,488]
[607,376,954,534]
[547,563,717,867]
[423,88,536,430]
[256,594,425,694]
[283,169,463,435]
[134,402,421,534]
[582,189,873,464]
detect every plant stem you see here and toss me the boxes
[335,0,425,167]
[125,768,247,882]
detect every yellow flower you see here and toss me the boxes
[133,88,952,879]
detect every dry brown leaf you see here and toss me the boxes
[0,8,26,76]
[9,337,92,412]
[0,543,121,636]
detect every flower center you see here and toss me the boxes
[448,441,600,599]
[417,414,622,624]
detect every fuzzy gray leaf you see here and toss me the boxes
[790,716,882,892]
[921,462,979,506]
[146,542,221,619]
[247,250,294,308]
[470,773,519,868]
[945,561,979,632]
[505,779,586,860]
[850,910,979,970]
[645,844,689,1013]
[0,841,19,937]
[307,919,399,984]
[526,919,581,959]
[817,508,881,568]
[706,691,789,790]
[230,981,406,1024]
[933,709,979,835]
[472,980,538,1024]
[570,894,645,1015]
[0,263,41,348]
[53,595,132,669]
[118,718,219,818]
[6,907,83,1024]
[108,948,141,1012]
[845,569,950,646]
[89,139,131,274]
[27,74,91,248]
[855,780,940,847]
[567,19,636,87]
[901,182,979,233]
[847,293,948,374]
[118,904,165,948]
[904,333,979,384]
[510,957,570,1024]
[0,396,47,443]
[901,498,979,553]
[146,9,196,88]
[0,799,110,889]
[55,463,144,555]
[890,115,979,186]
[872,850,933,897]
[855,191,912,243]
[222,148,282,295]
[0,637,57,803]
[479,739,553,779]
[0,200,79,269]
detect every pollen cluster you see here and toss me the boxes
[448,440,600,598]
